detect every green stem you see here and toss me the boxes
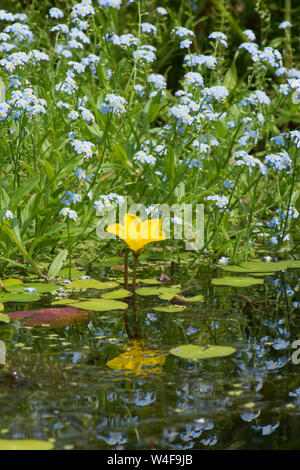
[124,248,129,289]
[132,253,139,294]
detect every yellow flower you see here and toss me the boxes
[106,214,166,253]
[106,340,166,375]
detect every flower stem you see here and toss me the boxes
[132,253,139,294]
[124,248,129,289]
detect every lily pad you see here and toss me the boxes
[136,286,180,296]
[239,261,288,273]
[173,294,204,303]
[5,282,59,294]
[51,298,81,306]
[136,278,161,285]
[170,344,236,360]
[101,288,132,299]
[0,439,54,450]
[65,279,119,290]
[153,305,186,313]
[0,293,40,303]
[71,299,128,311]
[59,268,87,279]
[211,277,264,287]
[0,312,10,323]
[221,265,254,273]
[2,278,24,287]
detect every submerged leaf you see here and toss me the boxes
[170,344,236,360]
[8,307,89,326]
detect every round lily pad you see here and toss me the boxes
[5,282,59,294]
[211,277,264,287]
[0,439,54,450]
[72,299,128,311]
[65,279,119,290]
[153,305,186,313]
[136,286,180,296]
[0,293,40,303]
[101,288,132,299]
[170,344,236,360]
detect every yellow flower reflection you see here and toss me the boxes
[106,340,166,375]
[106,214,166,253]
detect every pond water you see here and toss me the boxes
[0,262,300,450]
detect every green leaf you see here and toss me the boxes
[2,278,24,287]
[0,439,54,450]
[0,293,40,303]
[153,305,186,313]
[10,175,40,209]
[65,279,119,290]
[72,299,128,311]
[136,286,180,296]
[239,261,288,272]
[174,294,204,302]
[101,288,132,299]
[211,277,264,287]
[51,298,79,306]
[0,312,10,323]
[6,283,58,294]
[48,250,68,277]
[170,344,236,360]
[136,278,161,285]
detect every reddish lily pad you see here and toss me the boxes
[7,307,90,327]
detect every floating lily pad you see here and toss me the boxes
[72,299,128,311]
[211,277,264,287]
[136,286,180,296]
[65,279,119,290]
[170,344,236,360]
[51,298,81,306]
[221,265,254,273]
[2,278,24,287]
[239,261,288,272]
[0,439,54,450]
[101,288,132,299]
[136,278,161,285]
[153,305,186,313]
[0,293,40,303]
[5,282,58,294]
[0,313,10,323]
[284,260,300,269]
[173,294,204,303]
[8,307,89,327]
[59,268,87,279]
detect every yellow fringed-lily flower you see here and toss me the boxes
[106,213,166,253]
